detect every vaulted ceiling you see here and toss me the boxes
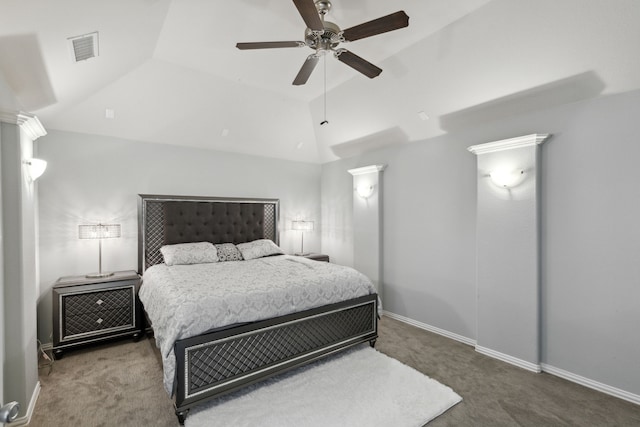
[1,0,639,163]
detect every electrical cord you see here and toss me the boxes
[37,339,54,375]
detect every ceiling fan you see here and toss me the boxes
[236,0,409,85]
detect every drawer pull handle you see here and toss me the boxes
[96,299,104,306]
[96,318,103,324]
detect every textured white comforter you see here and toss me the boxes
[139,255,377,394]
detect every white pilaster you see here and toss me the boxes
[468,134,549,370]
[348,164,386,296]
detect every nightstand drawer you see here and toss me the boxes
[64,307,134,338]
[64,287,132,315]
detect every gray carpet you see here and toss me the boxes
[31,316,640,426]
[32,334,176,427]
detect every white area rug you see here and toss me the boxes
[185,346,462,427]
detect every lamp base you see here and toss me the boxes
[85,272,115,279]
[294,252,311,256]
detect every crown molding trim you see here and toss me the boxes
[467,133,550,155]
[347,164,387,176]
[0,110,47,141]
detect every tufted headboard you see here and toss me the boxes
[137,194,279,273]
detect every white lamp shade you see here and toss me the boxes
[26,158,47,181]
[78,224,121,239]
[292,220,314,231]
[490,169,525,188]
[356,184,375,199]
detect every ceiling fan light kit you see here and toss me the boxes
[236,0,409,86]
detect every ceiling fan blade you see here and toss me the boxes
[236,41,305,50]
[293,55,320,85]
[342,11,409,42]
[293,0,324,32]
[336,50,382,79]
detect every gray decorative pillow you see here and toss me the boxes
[236,239,284,260]
[215,243,244,262]
[160,242,218,266]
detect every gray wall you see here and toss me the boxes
[542,91,640,394]
[321,89,640,397]
[321,130,478,341]
[35,130,322,344]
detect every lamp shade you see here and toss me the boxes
[490,169,525,188]
[356,184,374,199]
[292,220,314,231]
[78,223,121,278]
[78,224,121,239]
[25,158,47,181]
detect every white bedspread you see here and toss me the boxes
[139,255,377,395]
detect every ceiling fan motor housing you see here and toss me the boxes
[305,21,342,51]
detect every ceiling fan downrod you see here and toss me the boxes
[315,0,331,16]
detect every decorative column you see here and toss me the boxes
[1,110,47,422]
[468,134,549,372]
[348,164,386,296]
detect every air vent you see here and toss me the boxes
[68,32,99,62]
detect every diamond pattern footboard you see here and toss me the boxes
[174,294,378,412]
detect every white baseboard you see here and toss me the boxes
[10,381,40,426]
[541,363,640,406]
[382,310,476,347]
[475,345,541,373]
[383,310,640,406]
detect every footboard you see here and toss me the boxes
[174,294,378,421]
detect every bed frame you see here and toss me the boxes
[137,194,378,424]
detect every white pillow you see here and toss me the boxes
[235,239,284,260]
[160,242,218,266]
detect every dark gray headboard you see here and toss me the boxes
[138,194,279,272]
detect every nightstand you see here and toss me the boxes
[52,270,142,359]
[298,253,330,262]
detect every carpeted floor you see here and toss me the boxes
[31,316,640,426]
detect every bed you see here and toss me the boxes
[137,194,378,424]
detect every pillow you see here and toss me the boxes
[215,243,244,262]
[236,239,284,260]
[160,242,218,266]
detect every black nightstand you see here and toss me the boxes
[298,253,330,262]
[52,270,142,359]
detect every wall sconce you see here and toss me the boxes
[356,184,375,199]
[490,169,525,188]
[291,220,314,255]
[24,158,47,181]
[78,223,121,278]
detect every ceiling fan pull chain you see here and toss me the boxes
[321,53,329,126]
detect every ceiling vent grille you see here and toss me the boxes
[68,32,99,62]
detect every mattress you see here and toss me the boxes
[139,255,377,394]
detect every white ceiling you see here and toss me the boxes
[1,0,639,163]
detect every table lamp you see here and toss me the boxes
[292,220,314,255]
[78,223,121,278]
